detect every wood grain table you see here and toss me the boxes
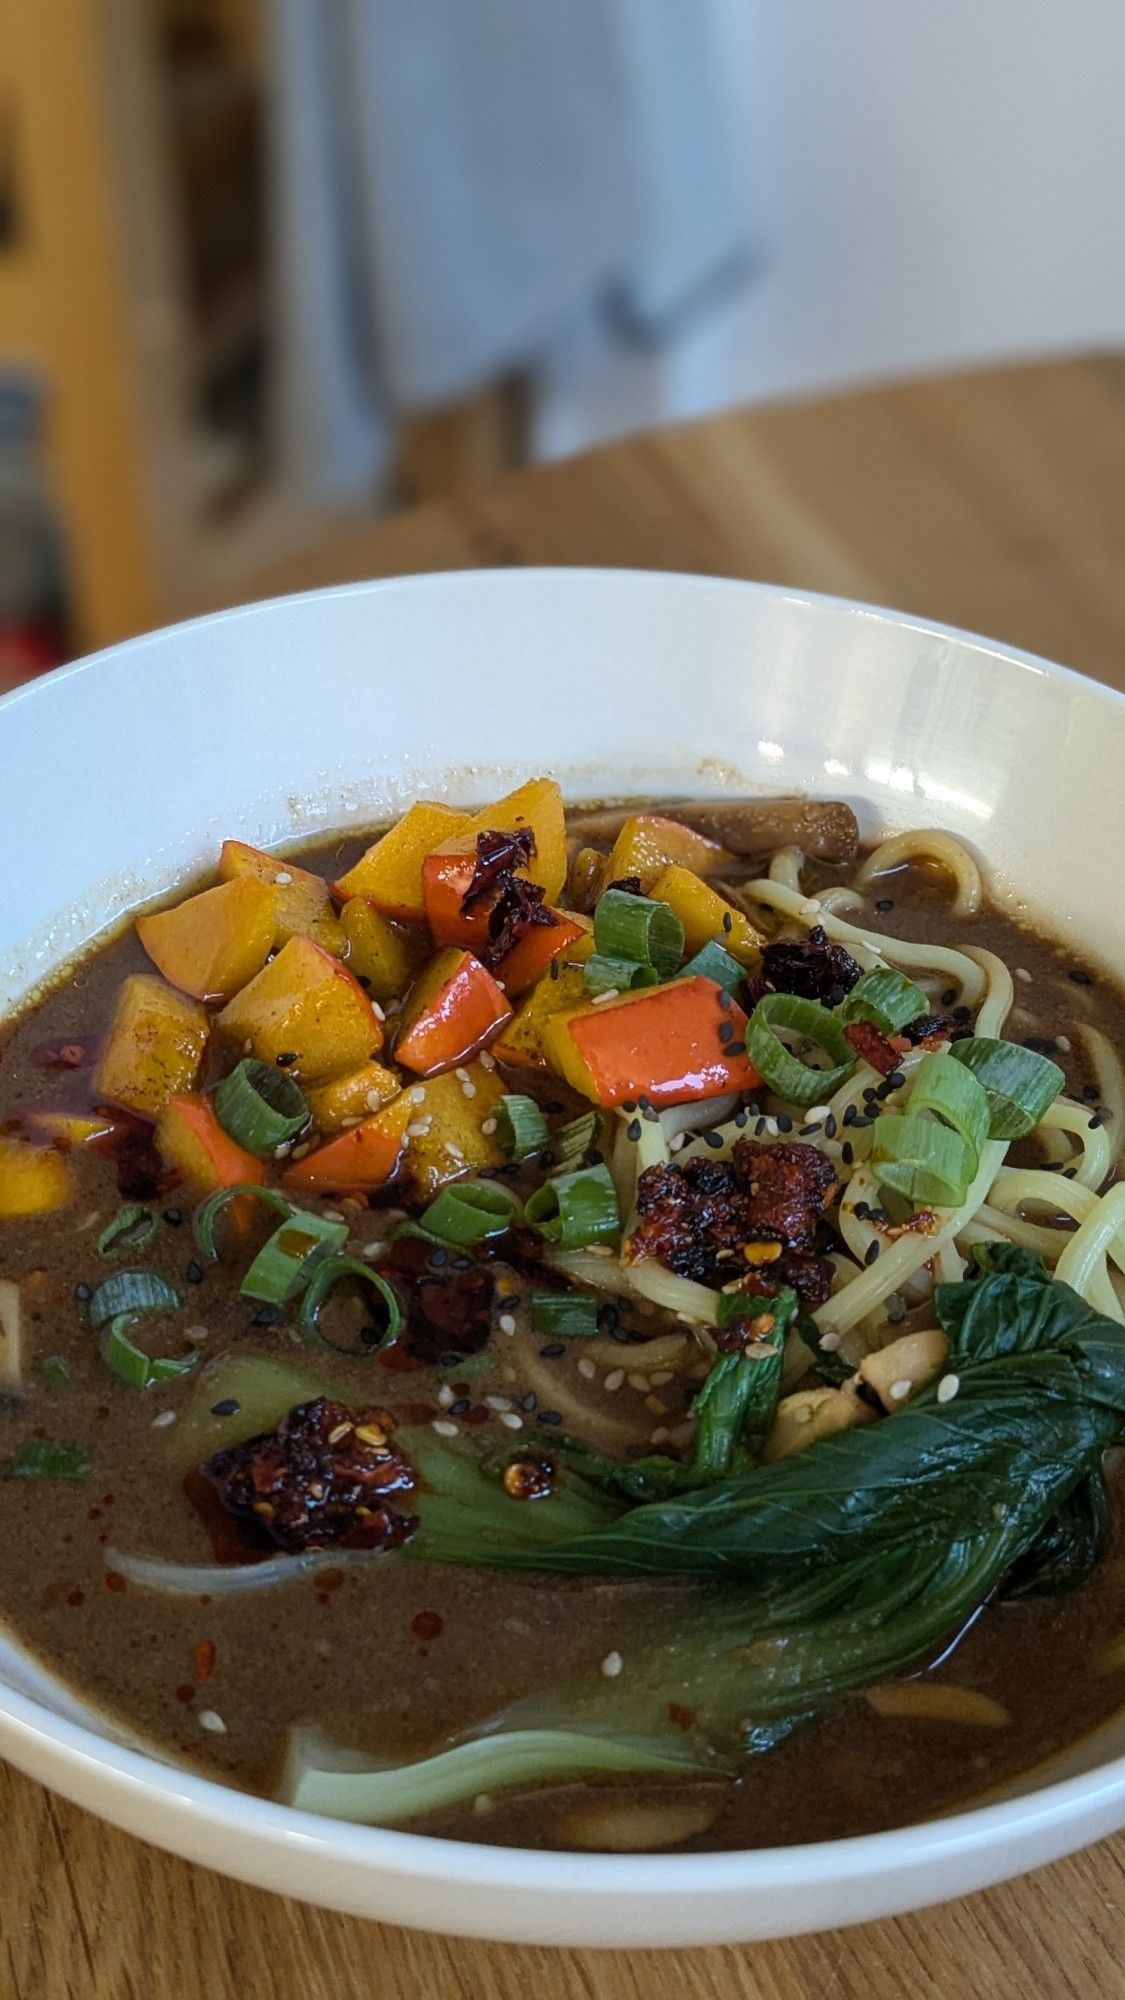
[8,355,1125,2000]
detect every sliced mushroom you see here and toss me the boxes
[566,798,859,862]
[556,1795,724,1851]
[865,1682,1010,1728]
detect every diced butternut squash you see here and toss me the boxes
[608,815,734,893]
[456,778,567,902]
[339,899,426,1001]
[331,802,470,919]
[395,949,511,1076]
[493,959,591,1068]
[541,976,761,1108]
[305,1060,401,1132]
[29,1109,120,1148]
[495,909,589,997]
[282,1117,406,1194]
[155,1095,261,1192]
[219,839,344,952]
[0,1136,72,1215]
[136,876,275,1002]
[216,936,384,1081]
[97,975,209,1119]
[649,863,765,968]
[420,837,492,950]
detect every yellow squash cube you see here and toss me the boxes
[339,898,426,1001]
[218,839,344,952]
[649,863,764,968]
[332,802,469,920]
[96,974,209,1119]
[305,1060,402,1132]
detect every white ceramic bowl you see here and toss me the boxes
[2,568,1124,1946]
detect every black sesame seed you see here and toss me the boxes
[722,912,734,934]
[754,1117,767,1137]
[539,1342,565,1358]
[1089,1114,1104,1130]
[733,1109,749,1128]
[717,990,733,1012]
[952,1005,972,1023]
[718,1022,735,1044]
[1063,1166,1078,1179]
[864,1240,881,1266]
[843,1104,858,1127]
[520,1392,537,1412]
[251,1305,279,1327]
[74,1281,92,1303]
[868,1207,888,1224]
[275,1052,297,1067]
[210,1398,240,1417]
[641,1107,660,1123]
[427,1246,448,1269]
[852,1113,874,1129]
[451,1253,474,1271]
[824,1113,838,1138]
[549,958,560,981]
[874,898,894,914]
[626,1119,642,1142]
[538,1409,563,1426]
[841,1141,855,1165]
[162,1207,182,1227]
[1068,968,1093,986]
[703,1130,725,1150]
[596,1304,620,1333]
[1024,1035,1059,1056]
[886,1296,907,1324]
[449,1397,470,1417]
[800,1122,822,1138]
[941,988,957,1007]
[439,1350,463,1369]
[885,1071,906,1091]
[854,1200,871,1220]
[637,1095,652,1112]
[1081,1082,1101,1103]
[776,1113,793,1134]
[622,1100,638,1114]
[186,1260,204,1284]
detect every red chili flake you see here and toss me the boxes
[103,1569,126,1593]
[66,1589,85,1609]
[842,1019,901,1075]
[411,1610,444,1643]
[667,1702,697,1732]
[462,1403,490,1428]
[193,1639,216,1685]
[30,1039,90,1071]
[174,1684,196,1705]
[87,1506,102,1521]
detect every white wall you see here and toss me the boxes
[536,0,1125,458]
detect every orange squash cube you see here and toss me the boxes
[290,1061,507,1197]
[541,976,761,1108]
[283,1116,406,1194]
[331,802,470,919]
[155,1095,262,1192]
[0,1135,73,1215]
[305,1060,401,1132]
[456,778,567,901]
[395,949,512,1076]
[420,837,492,950]
[338,897,426,1000]
[218,840,344,952]
[494,909,589,997]
[217,936,384,1081]
[136,876,275,1002]
[97,975,209,1119]
[493,959,590,1068]
[608,815,734,894]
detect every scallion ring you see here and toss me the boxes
[870,1110,974,1207]
[239,1210,350,1305]
[950,1036,1065,1139]
[678,940,745,994]
[214,1059,310,1156]
[494,1094,549,1161]
[550,1111,598,1172]
[297,1257,403,1353]
[840,968,930,1034]
[525,1163,621,1249]
[193,1184,294,1263]
[530,1291,600,1337]
[593,888,685,978]
[746,994,857,1108]
[584,953,659,997]
[100,1312,197,1390]
[87,1269,181,1329]
[7,1440,90,1479]
[96,1205,156,1257]
[417,1181,520,1248]
[907,1051,989,1159]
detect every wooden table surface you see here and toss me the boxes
[8,355,1125,2000]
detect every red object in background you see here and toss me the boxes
[0,620,64,692]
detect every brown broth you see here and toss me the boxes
[0,816,1123,1853]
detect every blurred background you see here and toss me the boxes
[1,0,1123,682]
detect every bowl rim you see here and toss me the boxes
[3,563,1125,1900]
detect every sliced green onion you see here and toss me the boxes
[678,940,745,993]
[96,1204,156,1256]
[908,1051,989,1159]
[41,1355,70,1388]
[584,953,659,997]
[840,968,929,1034]
[950,1036,1065,1139]
[530,1291,600,1337]
[87,1269,181,1329]
[495,1094,549,1161]
[418,1181,520,1247]
[871,1110,974,1206]
[193,1184,294,1263]
[715,1289,777,1331]
[7,1439,90,1479]
[297,1256,403,1352]
[525,1163,621,1249]
[214,1058,310,1155]
[239,1211,349,1305]
[593,888,685,977]
[746,994,857,1108]
[551,1110,598,1171]
[101,1312,198,1390]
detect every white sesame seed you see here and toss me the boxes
[478,1050,497,1070]
[799,898,822,918]
[321,1207,345,1222]
[406,1121,430,1139]
[600,1650,624,1678]
[472,1792,495,1816]
[431,1419,459,1437]
[604,1368,625,1392]
[274,871,292,885]
[936,1373,961,1404]
[370,1001,386,1021]
[481,1118,497,1135]
[793,1405,813,1425]
[361,1238,388,1262]
[485,1394,512,1411]
[290,1141,310,1160]
[627,1372,651,1392]
[1056,1034,1072,1053]
[805,1104,831,1122]
[366,1088,386,1110]
[498,1312,517,1335]
[888,1378,912,1402]
[577,1357,596,1380]
[584,1244,614,1258]
[183,1324,210,1345]
[151,1409,177,1429]
[437,1384,455,1408]
[409,1087,426,1104]
[591,988,620,1005]
[649,1427,669,1444]
[765,1118,779,1138]
[498,1411,523,1430]
[461,1081,477,1099]
[198,1709,227,1735]
[819,1330,842,1352]
[670,1132,687,1151]
[455,1067,471,1083]
[650,1369,674,1386]
[1015,967,1032,983]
